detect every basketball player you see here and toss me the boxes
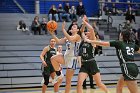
[57,45,63,54]
[49,21,81,93]
[77,16,110,93]
[40,38,62,93]
[85,30,140,93]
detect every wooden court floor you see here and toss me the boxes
[0,85,140,93]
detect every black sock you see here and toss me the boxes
[56,71,61,76]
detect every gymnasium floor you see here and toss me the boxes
[0,85,140,93]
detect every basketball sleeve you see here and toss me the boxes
[110,40,119,48]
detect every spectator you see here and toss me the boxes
[125,6,136,23]
[17,20,28,31]
[40,17,48,34]
[123,20,133,31]
[57,45,63,54]
[31,16,41,35]
[48,5,59,22]
[69,6,77,21]
[58,4,65,22]
[111,3,117,15]
[103,4,111,15]
[57,4,70,22]
[64,3,70,15]
[83,74,96,89]
[76,2,86,17]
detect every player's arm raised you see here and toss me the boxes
[85,39,110,47]
[49,29,66,44]
[62,21,80,43]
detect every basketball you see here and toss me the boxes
[46,20,58,32]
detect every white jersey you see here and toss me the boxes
[64,40,81,69]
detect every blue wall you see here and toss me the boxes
[17,0,35,13]
[82,0,99,17]
[0,0,22,13]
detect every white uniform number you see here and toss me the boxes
[126,47,134,55]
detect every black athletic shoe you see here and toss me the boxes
[83,86,87,89]
[90,86,96,89]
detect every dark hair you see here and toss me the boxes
[121,29,131,43]
[72,19,77,23]
[77,28,81,36]
[19,20,23,25]
[67,23,79,36]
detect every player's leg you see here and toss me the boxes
[42,66,50,93]
[51,54,65,83]
[50,72,62,93]
[42,74,50,93]
[126,80,139,93]
[42,84,47,93]
[93,72,109,93]
[65,68,75,93]
[51,53,65,71]
[82,79,87,89]
[90,60,110,93]
[77,72,88,93]
[89,74,96,89]
[116,75,125,93]
[120,63,139,93]
[125,63,139,93]
[53,70,64,91]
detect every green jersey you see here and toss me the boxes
[110,41,139,65]
[44,46,57,63]
[79,41,95,61]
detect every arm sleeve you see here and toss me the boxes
[110,40,119,48]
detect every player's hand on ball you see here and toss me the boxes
[48,30,55,35]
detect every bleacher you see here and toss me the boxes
[0,0,140,89]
